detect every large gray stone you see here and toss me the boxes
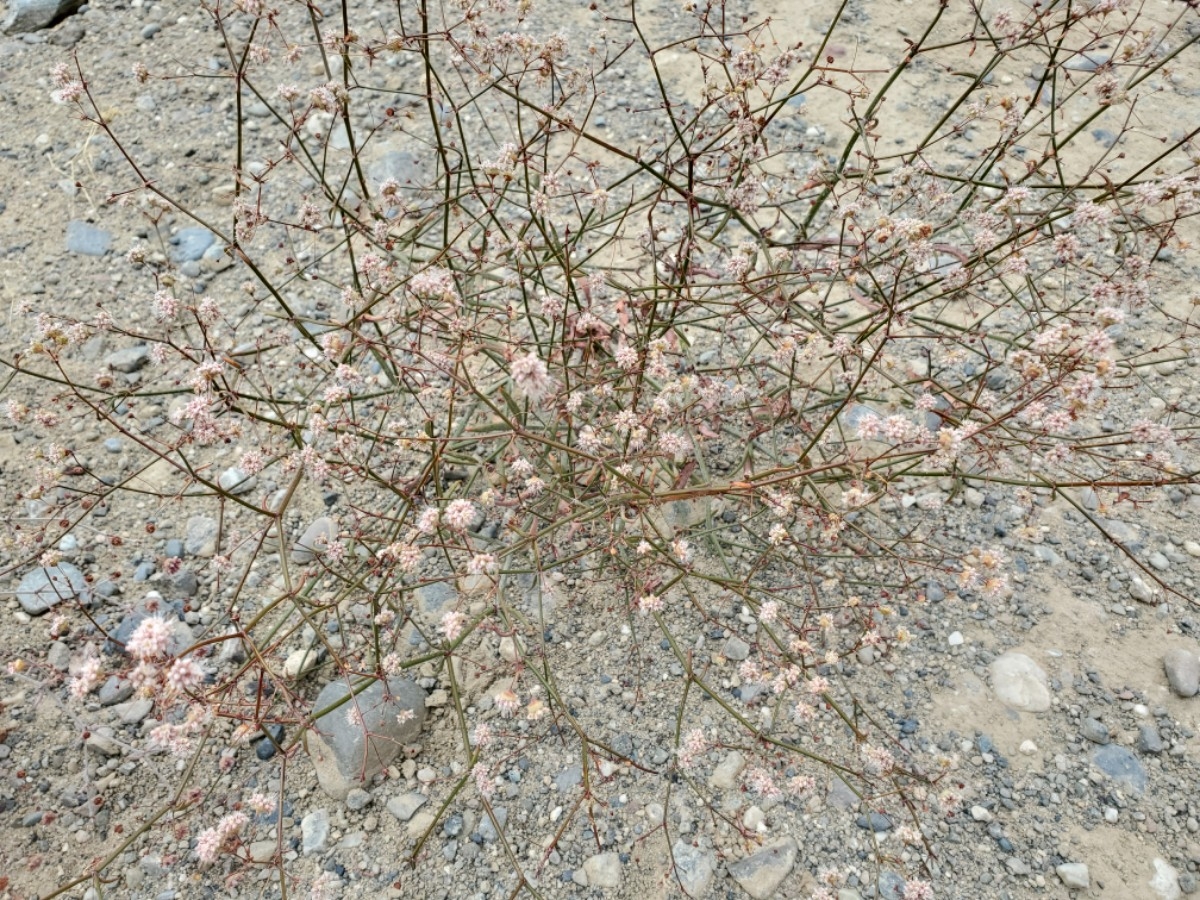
[582,852,622,889]
[185,516,218,557]
[1091,744,1148,796]
[386,792,426,822]
[301,808,330,856]
[1057,863,1090,890]
[3,0,84,35]
[16,563,87,615]
[727,837,798,899]
[105,346,150,374]
[1163,648,1200,698]
[306,677,426,799]
[169,227,215,263]
[292,517,338,564]
[65,220,111,256]
[989,652,1050,712]
[671,840,716,897]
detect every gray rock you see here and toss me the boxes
[292,517,338,564]
[665,497,710,530]
[826,774,859,810]
[554,765,582,792]
[582,852,622,889]
[1005,858,1031,876]
[1091,744,1148,796]
[727,837,798,899]
[106,346,150,373]
[306,676,426,800]
[3,0,84,33]
[709,751,745,790]
[1130,576,1155,604]
[989,652,1050,712]
[477,807,507,842]
[1163,648,1200,698]
[1137,724,1165,754]
[723,636,751,661]
[671,840,716,897]
[98,676,133,706]
[169,227,214,262]
[109,604,192,657]
[414,581,457,613]
[85,727,122,756]
[1080,718,1110,745]
[301,809,329,856]
[111,698,153,725]
[47,641,70,671]
[65,220,111,256]
[345,789,373,811]
[856,812,893,832]
[877,871,907,900]
[386,793,426,822]
[171,570,199,597]
[367,149,421,190]
[164,539,185,559]
[1056,862,1090,889]
[218,467,255,495]
[17,563,87,615]
[185,516,218,557]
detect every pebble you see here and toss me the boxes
[1057,862,1090,889]
[345,789,373,811]
[307,677,426,799]
[709,751,745,790]
[185,516,219,557]
[247,840,275,863]
[671,840,717,897]
[301,809,329,855]
[727,837,797,899]
[1150,858,1182,900]
[65,220,111,256]
[111,698,153,725]
[554,765,582,792]
[1092,745,1148,796]
[85,728,122,756]
[255,724,285,761]
[217,467,255,495]
[1138,724,1165,754]
[1163,648,1200,697]
[989,652,1051,712]
[16,563,87,615]
[1129,576,1155,604]
[970,806,993,823]
[98,676,133,706]
[582,852,622,889]
[386,793,426,823]
[292,517,338,563]
[948,631,964,646]
[1080,718,1110,745]
[169,227,214,262]
[47,641,70,671]
[857,812,892,831]
[723,636,751,661]
[743,805,766,831]
[1149,552,1170,571]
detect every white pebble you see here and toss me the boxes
[948,631,964,646]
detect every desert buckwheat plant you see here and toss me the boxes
[3,0,1199,897]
